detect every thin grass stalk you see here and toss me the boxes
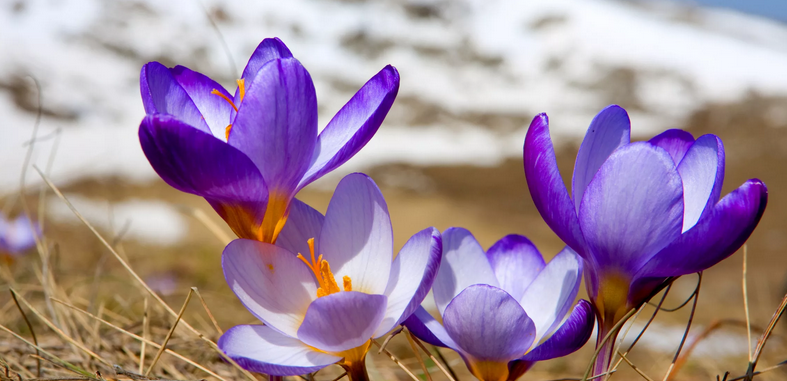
[10,290,41,377]
[371,340,420,381]
[616,351,654,381]
[405,328,456,381]
[662,272,702,381]
[581,308,638,381]
[11,289,112,368]
[742,245,752,362]
[404,328,432,381]
[745,292,787,380]
[145,289,193,376]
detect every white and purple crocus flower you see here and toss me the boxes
[523,105,768,374]
[138,37,399,243]
[405,228,594,381]
[0,214,38,259]
[217,173,442,380]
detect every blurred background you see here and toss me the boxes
[2,0,787,380]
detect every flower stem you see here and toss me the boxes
[581,308,637,381]
[343,359,370,381]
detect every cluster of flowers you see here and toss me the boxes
[136,38,767,381]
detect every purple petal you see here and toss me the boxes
[677,134,725,232]
[571,105,631,213]
[375,227,442,337]
[578,142,684,274]
[297,291,387,353]
[433,227,499,316]
[298,65,400,190]
[139,62,210,133]
[486,234,545,301]
[634,179,767,280]
[240,38,294,84]
[222,239,317,338]
[0,215,38,255]
[519,247,582,344]
[234,37,295,114]
[276,198,325,257]
[524,113,587,257]
[138,114,266,207]
[521,300,595,361]
[649,129,695,164]
[403,306,459,349]
[230,58,317,197]
[443,284,535,362]
[318,173,393,295]
[218,324,340,376]
[169,65,233,140]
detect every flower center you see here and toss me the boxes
[297,238,352,298]
[210,78,246,140]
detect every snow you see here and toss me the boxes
[46,195,188,246]
[2,0,787,193]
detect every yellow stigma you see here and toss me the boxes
[297,238,351,298]
[236,78,246,102]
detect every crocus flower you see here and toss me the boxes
[138,37,399,243]
[218,173,441,380]
[405,228,594,381]
[0,214,39,257]
[523,105,768,373]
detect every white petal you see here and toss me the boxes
[433,228,499,316]
[519,247,582,345]
[318,173,393,295]
[374,228,441,337]
[223,239,317,337]
[219,324,341,376]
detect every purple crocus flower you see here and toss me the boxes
[218,173,441,380]
[138,37,399,243]
[523,105,768,373]
[405,228,594,381]
[0,214,39,257]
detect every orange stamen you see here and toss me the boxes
[225,124,232,141]
[211,89,238,112]
[296,237,350,298]
[237,79,246,102]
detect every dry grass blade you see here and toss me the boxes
[377,328,402,354]
[190,287,222,335]
[744,292,787,380]
[742,245,752,362]
[10,289,41,377]
[50,297,225,380]
[581,308,638,381]
[329,372,348,381]
[404,328,456,381]
[140,296,149,374]
[371,340,420,381]
[729,359,787,381]
[617,351,654,381]
[10,289,112,368]
[145,289,193,376]
[662,272,702,381]
[611,284,673,373]
[404,328,432,381]
[178,206,232,246]
[0,323,97,379]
